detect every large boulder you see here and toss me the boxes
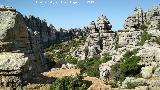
[141,66,153,79]
[99,60,115,81]
[0,52,28,74]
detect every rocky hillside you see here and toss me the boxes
[1,4,160,90]
[0,5,86,90]
[44,5,160,90]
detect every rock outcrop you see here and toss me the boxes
[72,15,116,60]
[137,42,160,66]
[141,66,153,79]
[24,16,56,46]
[0,6,49,89]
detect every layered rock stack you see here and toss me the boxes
[72,15,116,60]
[117,8,143,49]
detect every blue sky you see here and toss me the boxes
[0,0,160,30]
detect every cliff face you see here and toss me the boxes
[24,15,86,47]
[0,6,48,89]
[24,16,57,46]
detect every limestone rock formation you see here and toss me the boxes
[0,6,48,89]
[99,61,114,81]
[117,30,141,48]
[24,15,57,46]
[1,4,160,90]
[72,15,116,60]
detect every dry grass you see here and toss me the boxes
[24,68,112,90]
[84,76,111,90]
[42,68,80,78]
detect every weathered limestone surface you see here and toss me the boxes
[117,30,141,48]
[137,42,160,66]
[0,53,28,74]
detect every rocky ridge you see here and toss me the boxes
[0,4,160,90]
[71,5,160,89]
[0,5,86,90]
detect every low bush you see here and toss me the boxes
[126,82,148,89]
[110,49,142,83]
[108,80,119,88]
[139,24,152,45]
[139,31,152,45]
[77,53,111,77]
[49,76,88,90]
[77,55,101,77]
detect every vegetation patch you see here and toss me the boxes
[45,36,86,67]
[126,82,148,89]
[139,31,152,45]
[77,53,111,77]
[49,76,89,90]
[110,49,142,84]
[139,24,152,45]
[45,36,112,77]
[108,80,119,88]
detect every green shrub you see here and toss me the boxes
[77,55,101,77]
[110,63,125,83]
[139,31,152,45]
[109,80,119,88]
[77,54,111,77]
[126,82,148,89]
[139,24,152,45]
[120,55,141,76]
[140,24,148,30]
[49,76,88,90]
[65,55,78,64]
[100,53,112,63]
[110,49,142,83]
